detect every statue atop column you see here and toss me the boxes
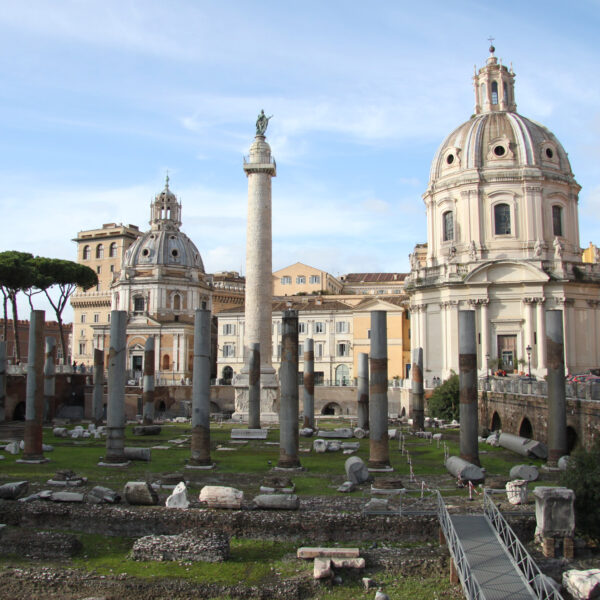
[255,110,273,136]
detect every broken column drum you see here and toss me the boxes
[92,348,104,424]
[357,352,369,430]
[303,338,315,429]
[0,341,5,422]
[546,310,567,465]
[411,347,424,431]
[369,310,390,469]
[248,342,260,429]
[43,336,56,423]
[23,310,45,460]
[190,308,212,466]
[278,310,301,468]
[459,310,480,466]
[105,310,128,463]
[142,337,155,425]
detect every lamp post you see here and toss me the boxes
[485,353,490,379]
[526,345,532,379]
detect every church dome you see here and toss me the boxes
[122,176,205,272]
[427,46,575,192]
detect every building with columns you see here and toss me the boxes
[405,45,600,380]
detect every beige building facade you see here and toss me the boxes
[273,262,343,296]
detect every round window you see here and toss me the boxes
[494,145,506,157]
[446,154,454,165]
[171,249,179,257]
[545,148,554,159]
[142,249,149,257]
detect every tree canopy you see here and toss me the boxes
[427,372,459,421]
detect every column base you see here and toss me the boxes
[186,462,216,470]
[98,460,130,468]
[16,457,50,464]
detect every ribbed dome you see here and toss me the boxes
[123,229,205,271]
[428,111,573,187]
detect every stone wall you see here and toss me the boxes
[479,390,600,450]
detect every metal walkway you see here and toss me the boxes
[450,514,534,599]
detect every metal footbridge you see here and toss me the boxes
[436,490,563,599]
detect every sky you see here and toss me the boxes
[1,0,600,324]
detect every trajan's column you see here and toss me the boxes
[233,111,279,422]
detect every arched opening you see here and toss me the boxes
[12,401,26,420]
[162,354,170,370]
[335,364,349,386]
[96,244,104,259]
[83,245,91,260]
[210,401,220,413]
[321,402,342,416]
[173,294,181,310]
[491,81,498,104]
[519,417,533,439]
[400,406,406,417]
[157,401,166,416]
[491,411,502,432]
[566,426,578,453]
[109,242,117,258]
[222,366,233,383]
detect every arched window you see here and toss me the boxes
[83,245,91,260]
[335,364,349,386]
[96,244,104,259]
[173,294,181,310]
[491,81,498,104]
[162,355,170,370]
[552,205,563,237]
[442,211,454,242]
[494,203,511,235]
[109,242,117,258]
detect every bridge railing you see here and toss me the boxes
[436,490,485,600]
[483,490,563,599]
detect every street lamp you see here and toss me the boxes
[526,345,532,379]
[485,353,490,379]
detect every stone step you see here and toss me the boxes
[297,547,360,559]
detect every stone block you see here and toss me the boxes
[124,447,151,462]
[297,547,360,559]
[506,480,528,505]
[231,428,268,439]
[50,491,85,502]
[124,481,159,505]
[337,481,356,493]
[253,494,299,510]
[165,481,190,509]
[364,498,390,512]
[331,557,365,569]
[317,428,353,439]
[87,486,121,504]
[199,485,243,509]
[345,456,370,484]
[534,486,575,538]
[52,427,68,438]
[132,426,162,436]
[341,442,360,451]
[445,456,485,483]
[509,464,539,481]
[0,481,28,499]
[4,442,19,455]
[299,428,314,437]
[562,569,600,600]
[313,439,328,453]
[314,557,332,579]
[558,455,571,470]
[354,427,368,439]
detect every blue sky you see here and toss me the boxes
[2,1,600,322]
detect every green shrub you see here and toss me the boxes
[560,441,600,541]
[427,372,459,421]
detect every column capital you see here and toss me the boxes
[469,298,489,306]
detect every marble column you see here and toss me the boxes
[104,310,128,464]
[459,310,480,466]
[248,342,260,429]
[369,310,390,470]
[0,341,6,422]
[190,308,212,466]
[142,337,155,425]
[92,348,104,424]
[303,338,315,429]
[43,337,56,423]
[411,347,424,431]
[480,300,489,376]
[23,310,46,461]
[536,300,546,372]
[278,310,300,468]
[357,352,369,430]
[546,310,567,466]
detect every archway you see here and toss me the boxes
[321,402,342,415]
[491,411,502,432]
[566,426,578,453]
[335,364,349,386]
[157,401,166,416]
[12,401,25,421]
[210,401,220,413]
[519,417,533,439]
[222,366,233,383]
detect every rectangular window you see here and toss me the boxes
[110,265,115,273]
[96,266,101,274]
[78,342,86,355]
[96,283,100,291]
[314,322,325,334]
[315,343,324,358]
[107,313,111,323]
[222,344,235,358]
[552,205,563,237]
[443,211,454,241]
[81,314,86,323]
[223,324,236,335]
[337,342,350,357]
[367,329,371,339]
[296,275,306,284]
[80,329,85,337]
[280,276,291,285]
[309,275,320,284]
[298,322,306,334]
[314,372,324,385]
[134,297,145,312]
[93,313,100,323]
[298,343,303,357]
[494,203,511,235]
[335,321,348,334]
